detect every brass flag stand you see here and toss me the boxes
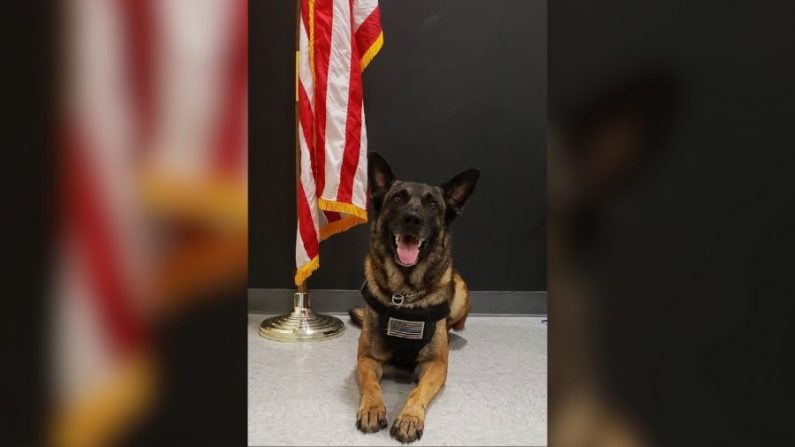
[258,282,345,342]
[258,0,345,342]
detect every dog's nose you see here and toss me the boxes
[403,211,423,227]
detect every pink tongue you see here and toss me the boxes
[397,236,420,265]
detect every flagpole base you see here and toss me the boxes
[258,292,345,342]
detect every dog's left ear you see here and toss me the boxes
[441,169,480,223]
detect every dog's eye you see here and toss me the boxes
[392,195,403,203]
[427,200,437,209]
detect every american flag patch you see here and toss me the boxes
[386,317,425,340]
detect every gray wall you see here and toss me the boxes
[250,0,547,291]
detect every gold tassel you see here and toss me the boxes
[360,32,384,71]
[294,255,320,286]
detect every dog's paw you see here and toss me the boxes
[390,414,424,443]
[356,404,387,433]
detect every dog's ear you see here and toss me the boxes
[368,151,395,213]
[551,70,679,250]
[441,169,480,223]
[556,71,679,203]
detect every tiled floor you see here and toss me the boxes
[248,314,547,446]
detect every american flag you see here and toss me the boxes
[54,0,247,445]
[295,0,383,285]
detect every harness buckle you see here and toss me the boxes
[391,293,405,306]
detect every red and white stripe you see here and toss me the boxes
[295,0,383,285]
[57,0,151,405]
[54,0,247,442]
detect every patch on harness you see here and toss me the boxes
[386,317,425,340]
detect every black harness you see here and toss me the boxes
[361,284,450,369]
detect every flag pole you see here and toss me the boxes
[258,0,345,342]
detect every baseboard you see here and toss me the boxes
[248,288,547,316]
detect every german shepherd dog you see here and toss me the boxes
[549,72,678,446]
[349,152,479,443]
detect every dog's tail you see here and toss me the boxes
[348,306,365,327]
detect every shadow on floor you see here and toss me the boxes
[449,332,468,350]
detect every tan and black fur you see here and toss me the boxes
[352,152,478,443]
[549,73,678,447]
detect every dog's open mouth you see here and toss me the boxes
[392,234,426,267]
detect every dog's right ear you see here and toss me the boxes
[555,71,679,202]
[368,151,395,213]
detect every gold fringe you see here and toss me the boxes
[308,0,315,75]
[318,197,368,220]
[50,351,155,447]
[319,215,364,241]
[360,31,384,71]
[295,255,320,286]
[138,168,247,229]
[295,51,299,102]
[298,200,367,283]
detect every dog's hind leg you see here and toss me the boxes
[447,271,470,331]
[348,307,365,326]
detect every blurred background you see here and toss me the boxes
[20,0,249,445]
[549,1,795,446]
[4,0,795,446]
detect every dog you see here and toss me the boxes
[349,151,479,443]
[549,72,678,447]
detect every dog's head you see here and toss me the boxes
[367,151,479,269]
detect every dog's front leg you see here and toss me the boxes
[391,356,448,443]
[356,354,388,433]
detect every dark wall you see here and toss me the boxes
[549,1,795,445]
[250,0,546,290]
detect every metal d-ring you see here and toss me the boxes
[391,293,405,306]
